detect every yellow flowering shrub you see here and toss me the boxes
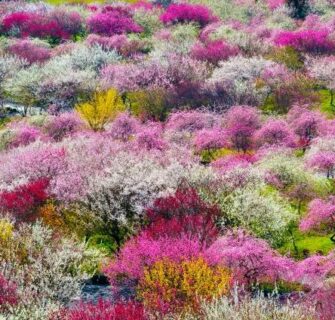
[76,88,125,131]
[138,258,231,315]
[0,218,14,243]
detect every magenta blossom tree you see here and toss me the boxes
[160,3,217,27]
[87,11,143,36]
[205,229,294,286]
[307,151,335,179]
[254,119,296,148]
[224,106,260,153]
[191,40,239,65]
[288,106,324,150]
[193,128,225,153]
[274,29,335,55]
[300,197,335,242]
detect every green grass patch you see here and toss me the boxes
[280,229,334,258]
[317,89,335,119]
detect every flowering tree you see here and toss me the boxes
[307,151,335,178]
[0,178,49,222]
[254,119,296,148]
[288,106,324,150]
[309,56,335,109]
[104,233,204,284]
[274,29,335,55]
[193,128,225,153]
[76,89,125,131]
[144,188,221,245]
[106,113,140,141]
[139,258,230,315]
[44,112,84,141]
[224,105,260,152]
[207,56,276,107]
[7,40,51,65]
[300,197,335,242]
[205,230,294,286]
[165,111,220,133]
[160,3,216,27]
[191,40,239,65]
[87,11,143,36]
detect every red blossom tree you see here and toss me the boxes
[0,178,49,222]
[145,188,221,245]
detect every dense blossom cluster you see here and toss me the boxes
[1,0,335,319]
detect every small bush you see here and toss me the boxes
[0,178,49,222]
[139,258,231,315]
[76,89,125,131]
[160,3,216,27]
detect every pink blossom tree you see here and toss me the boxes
[288,106,324,150]
[300,197,335,242]
[309,56,335,110]
[193,128,225,153]
[205,229,294,286]
[307,151,335,179]
[104,233,204,285]
[254,119,296,148]
[87,11,143,36]
[160,3,216,27]
[191,40,239,65]
[106,113,140,142]
[224,106,260,153]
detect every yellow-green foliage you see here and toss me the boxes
[266,46,304,70]
[318,89,335,119]
[126,88,168,121]
[139,258,231,315]
[0,218,14,243]
[76,88,125,131]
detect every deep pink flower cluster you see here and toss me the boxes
[87,10,143,36]
[191,40,239,65]
[160,3,217,27]
[1,11,79,40]
[274,29,335,54]
[105,234,204,283]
